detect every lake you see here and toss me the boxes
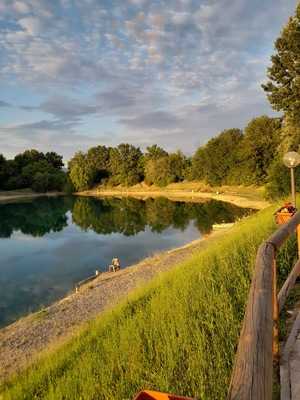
[0,196,252,327]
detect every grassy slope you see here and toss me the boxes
[1,205,288,400]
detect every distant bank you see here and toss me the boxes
[0,189,65,203]
[77,181,269,210]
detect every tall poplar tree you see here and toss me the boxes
[262,4,300,123]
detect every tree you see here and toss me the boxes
[45,152,64,169]
[265,158,300,199]
[192,129,243,185]
[262,4,300,124]
[168,151,187,182]
[86,145,110,183]
[237,116,282,184]
[108,144,143,186]
[144,144,168,161]
[69,152,95,191]
[144,155,176,187]
[191,147,207,181]
[14,149,45,171]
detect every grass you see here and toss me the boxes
[0,204,294,400]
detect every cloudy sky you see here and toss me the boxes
[0,0,298,161]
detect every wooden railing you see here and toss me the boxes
[227,211,300,400]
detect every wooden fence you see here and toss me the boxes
[227,211,300,400]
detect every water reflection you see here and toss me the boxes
[0,196,252,327]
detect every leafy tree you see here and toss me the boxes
[262,4,300,125]
[108,144,143,186]
[86,145,110,183]
[191,147,207,181]
[32,172,51,192]
[14,149,45,171]
[21,160,54,187]
[145,151,187,186]
[169,151,188,182]
[237,116,282,184]
[192,129,243,185]
[144,157,170,186]
[0,149,66,192]
[144,144,168,161]
[45,152,64,169]
[265,157,300,199]
[69,152,95,191]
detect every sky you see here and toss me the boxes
[0,0,298,162]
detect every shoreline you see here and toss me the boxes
[0,190,64,203]
[0,225,236,382]
[77,189,269,210]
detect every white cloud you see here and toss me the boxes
[19,17,43,36]
[13,1,31,14]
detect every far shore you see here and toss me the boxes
[0,183,269,210]
[77,187,269,210]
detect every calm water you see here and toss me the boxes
[0,196,252,327]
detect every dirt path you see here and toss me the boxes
[0,228,230,382]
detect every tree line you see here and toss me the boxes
[0,149,67,193]
[0,113,298,199]
[66,114,291,199]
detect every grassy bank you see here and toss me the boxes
[1,205,291,400]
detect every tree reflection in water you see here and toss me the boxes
[71,196,252,236]
[0,196,252,238]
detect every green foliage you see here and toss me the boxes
[192,129,243,185]
[262,4,300,124]
[0,150,66,192]
[145,151,187,186]
[265,157,300,199]
[45,152,64,170]
[86,145,110,183]
[108,144,143,186]
[68,152,95,191]
[238,116,282,184]
[144,144,168,161]
[1,207,278,400]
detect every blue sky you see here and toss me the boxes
[0,0,298,161]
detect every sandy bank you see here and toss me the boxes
[77,189,269,210]
[0,226,234,382]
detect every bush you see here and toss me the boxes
[265,158,300,200]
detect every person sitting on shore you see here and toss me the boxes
[108,257,121,272]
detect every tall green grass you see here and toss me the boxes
[1,206,290,400]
